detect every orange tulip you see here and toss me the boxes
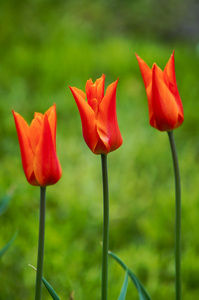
[12,104,62,186]
[69,74,123,154]
[135,51,184,131]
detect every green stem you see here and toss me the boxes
[101,154,109,300]
[35,186,46,300]
[167,131,181,300]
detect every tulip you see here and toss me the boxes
[12,104,62,186]
[69,74,123,154]
[135,51,184,131]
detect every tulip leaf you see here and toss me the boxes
[118,270,129,300]
[29,265,61,300]
[0,194,12,216]
[109,250,126,269]
[41,276,61,300]
[127,269,152,300]
[109,250,152,300]
[0,231,17,258]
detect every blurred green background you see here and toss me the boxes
[0,0,199,299]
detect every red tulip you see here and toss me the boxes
[12,104,62,186]
[135,51,184,131]
[69,74,123,154]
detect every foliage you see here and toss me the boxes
[109,251,151,299]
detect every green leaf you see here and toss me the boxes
[41,276,61,300]
[0,194,12,216]
[0,231,17,258]
[108,251,127,270]
[109,251,152,300]
[127,269,151,300]
[118,270,128,300]
[29,265,61,300]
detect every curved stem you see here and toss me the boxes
[35,186,46,300]
[101,154,109,300]
[167,131,181,300]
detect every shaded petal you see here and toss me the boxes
[163,51,184,116]
[69,86,99,152]
[135,54,154,123]
[34,112,43,119]
[12,111,37,185]
[97,78,123,153]
[93,138,108,155]
[34,115,62,186]
[45,104,57,149]
[86,74,105,105]
[152,64,180,131]
[29,115,43,154]
[95,74,105,102]
[135,53,152,90]
[164,51,177,90]
[86,78,95,105]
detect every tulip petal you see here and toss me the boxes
[45,104,57,150]
[164,51,177,89]
[86,78,95,104]
[135,54,154,123]
[12,111,37,185]
[34,115,62,186]
[97,78,123,153]
[135,54,152,90]
[96,74,105,102]
[152,64,180,131]
[30,114,43,154]
[163,51,184,117]
[86,74,105,104]
[69,86,99,152]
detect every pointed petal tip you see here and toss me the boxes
[12,110,21,122]
[152,63,161,74]
[69,86,76,93]
[151,63,156,75]
[69,86,77,93]
[52,103,56,113]
[135,53,141,62]
[135,53,144,64]
[170,50,175,60]
[69,86,76,94]
[47,103,56,115]
[12,109,18,116]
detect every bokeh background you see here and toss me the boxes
[0,0,199,299]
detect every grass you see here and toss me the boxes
[0,1,199,299]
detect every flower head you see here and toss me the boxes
[12,104,62,186]
[69,74,123,154]
[136,51,184,131]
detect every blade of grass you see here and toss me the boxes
[118,270,129,300]
[109,251,151,300]
[0,231,17,258]
[0,194,12,216]
[29,265,61,300]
